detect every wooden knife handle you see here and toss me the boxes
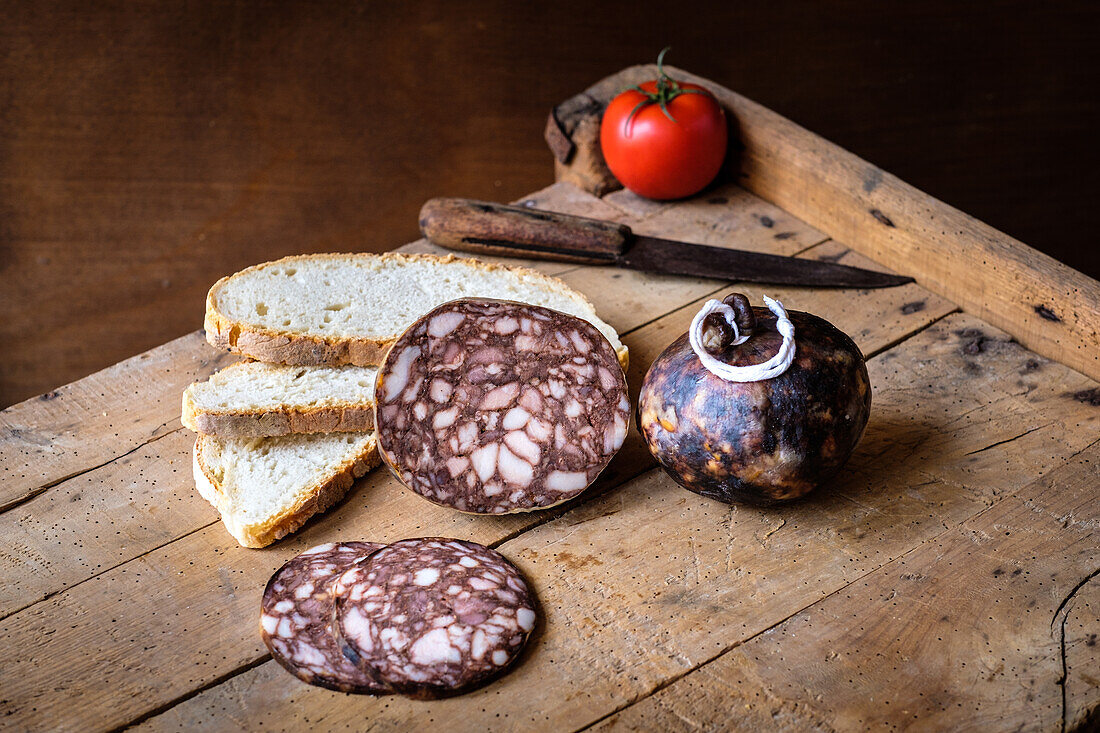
[418,198,631,264]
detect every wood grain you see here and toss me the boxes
[554,64,1100,384]
[418,197,630,264]
[0,332,235,512]
[611,183,828,255]
[135,315,1097,733]
[593,444,1100,732]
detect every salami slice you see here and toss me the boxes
[333,537,537,699]
[261,541,389,694]
[375,298,630,514]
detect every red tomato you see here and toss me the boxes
[600,77,727,200]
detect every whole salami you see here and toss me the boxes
[333,537,537,699]
[375,298,630,514]
[260,541,389,694]
[638,294,871,504]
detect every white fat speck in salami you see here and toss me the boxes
[375,298,630,514]
[260,541,389,694]
[332,537,537,699]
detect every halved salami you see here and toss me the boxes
[375,298,630,514]
[333,537,537,699]
[260,541,389,694]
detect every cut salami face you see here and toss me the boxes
[333,538,537,699]
[375,298,630,514]
[261,541,389,694]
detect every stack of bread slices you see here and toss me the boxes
[182,252,626,548]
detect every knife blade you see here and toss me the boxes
[419,197,913,289]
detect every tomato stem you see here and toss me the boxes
[623,47,712,128]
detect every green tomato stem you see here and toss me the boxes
[622,47,712,129]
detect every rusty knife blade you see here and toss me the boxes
[621,235,913,288]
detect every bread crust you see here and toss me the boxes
[192,435,380,548]
[204,252,629,370]
[182,396,375,438]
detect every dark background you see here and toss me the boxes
[2,1,1097,407]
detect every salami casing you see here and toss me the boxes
[333,537,537,699]
[638,303,871,504]
[375,298,630,514]
[261,541,389,694]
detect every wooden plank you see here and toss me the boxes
[0,332,236,512]
[1064,578,1100,731]
[135,314,1098,733]
[638,185,822,252]
[592,443,1100,732]
[609,182,829,256]
[0,429,214,619]
[556,65,1100,383]
[0,253,961,731]
[517,182,647,222]
[0,233,950,625]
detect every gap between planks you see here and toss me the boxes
[0,503,217,623]
[111,655,273,733]
[862,307,960,360]
[0,426,179,516]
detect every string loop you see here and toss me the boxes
[688,296,796,382]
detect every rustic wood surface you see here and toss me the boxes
[554,65,1100,386]
[0,173,1096,731]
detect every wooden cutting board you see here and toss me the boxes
[1,68,1097,732]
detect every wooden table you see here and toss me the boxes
[2,68,1097,732]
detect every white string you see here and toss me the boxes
[688,296,796,382]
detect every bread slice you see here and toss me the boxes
[182,361,377,438]
[193,432,379,548]
[204,253,628,369]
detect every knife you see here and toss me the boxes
[418,198,912,289]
